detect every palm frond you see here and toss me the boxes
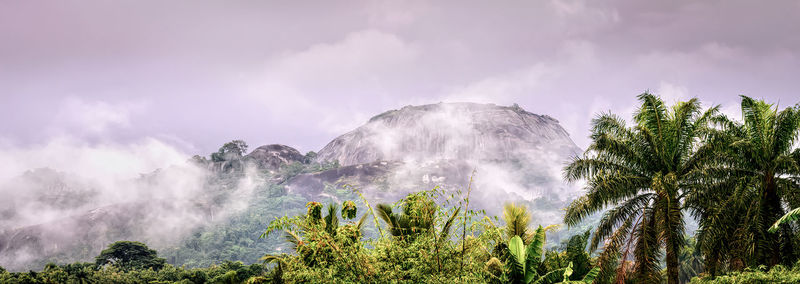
[770,207,800,233]
[503,203,531,240]
[440,207,461,240]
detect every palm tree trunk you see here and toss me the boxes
[665,202,681,284]
[762,173,783,266]
[666,244,680,284]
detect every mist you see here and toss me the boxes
[0,136,260,270]
[313,102,583,226]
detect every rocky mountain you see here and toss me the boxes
[291,103,582,207]
[316,102,580,165]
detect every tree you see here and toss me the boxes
[303,151,317,164]
[375,192,437,240]
[697,96,800,269]
[503,203,533,241]
[212,140,248,162]
[679,237,704,283]
[563,93,719,284]
[95,241,166,271]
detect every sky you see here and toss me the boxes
[2,0,799,157]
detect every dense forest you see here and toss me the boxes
[2,93,800,283]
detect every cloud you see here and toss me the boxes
[244,29,420,136]
[440,64,552,104]
[440,40,598,105]
[49,97,147,137]
[266,29,418,89]
[0,134,261,270]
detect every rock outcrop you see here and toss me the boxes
[244,144,305,171]
[292,102,583,207]
[316,102,580,166]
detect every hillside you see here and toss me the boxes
[0,103,583,271]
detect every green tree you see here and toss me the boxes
[212,140,248,162]
[375,192,437,240]
[680,236,704,283]
[95,241,166,271]
[693,96,800,274]
[563,93,719,284]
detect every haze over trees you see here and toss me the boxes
[1,94,799,283]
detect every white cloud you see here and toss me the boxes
[656,81,690,104]
[440,64,553,104]
[0,136,187,184]
[267,29,418,88]
[50,97,147,135]
[440,40,598,105]
[245,29,420,135]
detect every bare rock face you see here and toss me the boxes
[243,144,305,171]
[316,102,580,166]
[295,103,584,212]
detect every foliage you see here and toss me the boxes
[375,192,437,241]
[0,250,267,284]
[692,96,800,274]
[691,262,800,283]
[771,207,800,232]
[564,93,720,284]
[678,236,705,283]
[212,140,248,162]
[252,188,601,283]
[95,241,166,271]
[5,93,798,283]
[342,200,358,220]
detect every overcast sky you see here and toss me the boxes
[2,0,799,156]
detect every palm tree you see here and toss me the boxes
[563,93,719,284]
[261,201,370,269]
[678,237,704,283]
[700,96,800,267]
[375,192,460,273]
[504,203,533,241]
[375,192,460,240]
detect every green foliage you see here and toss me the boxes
[251,190,602,283]
[563,93,800,282]
[564,93,721,284]
[691,263,800,283]
[504,203,532,241]
[693,96,800,273]
[680,236,705,283]
[0,185,600,284]
[0,248,267,284]
[771,207,800,232]
[212,140,248,162]
[342,200,358,220]
[375,192,437,240]
[305,201,323,221]
[95,241,166,271]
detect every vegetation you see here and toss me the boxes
[564,93,719,283]
[256,187,605,283]
[2,93,799,283]
[95,241,166,271]
[563,93,800,283]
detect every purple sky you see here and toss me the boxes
[2,0,799,155]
